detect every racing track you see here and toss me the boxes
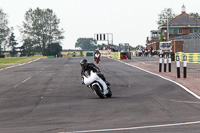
[0,57,200,133]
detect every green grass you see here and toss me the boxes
[0,65,13,69]
[0,56,45,69]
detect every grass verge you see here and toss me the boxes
[0,56,45,69]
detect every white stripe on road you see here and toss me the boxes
[59,120,200,133]
[14,76,32,88]
[14,70,42,88]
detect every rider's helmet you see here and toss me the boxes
[80,59,88,69]
[95,50,99,54]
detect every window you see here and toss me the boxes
[189,28,194,33]
[194,27,200,32]
[178,28,182,34]
[169,28,178,34]
[152,32,158,37]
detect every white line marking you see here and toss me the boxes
[13,70,42,88]
[112,58,200,100]
[59,120,200,133]
[169,99,200,104]
[21,76,32,83]
[14,76,32,88]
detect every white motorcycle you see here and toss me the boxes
[82,70,112,98]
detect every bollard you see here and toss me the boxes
[159,54,162,72]
[176,56,180,78]
[164,54,167,72]
[168,54,171,72]
[183,55,187,78]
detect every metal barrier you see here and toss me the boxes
[86,52,93,56]
[111,52,133,60]
[111,52,121,60]
[175,52,200,63]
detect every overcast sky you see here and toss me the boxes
[1,0,200,49]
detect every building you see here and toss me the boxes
[160,4,200,41]
[146,5,200,53]
[171,32,200,53]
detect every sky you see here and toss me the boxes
[1,0,200,50]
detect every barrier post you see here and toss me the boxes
[164,54,167,72]
[183,55,187,78]
[176,56,180,78]
[168,54,171,72]
[159,54,162,72]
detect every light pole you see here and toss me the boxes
[167,18,169,41]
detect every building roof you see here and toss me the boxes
[160,13,200,28]
[150,30,161,32]
[171,32,200,40]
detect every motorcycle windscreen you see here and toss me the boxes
[84,71,98,85]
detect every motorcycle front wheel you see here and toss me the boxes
[105,87,112,98]
[93,85,105,98]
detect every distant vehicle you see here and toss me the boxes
[159,41,172,55]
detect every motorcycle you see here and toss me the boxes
[82,70,112,98]
[94,54,100,64]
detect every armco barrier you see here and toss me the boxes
[111,52,133,60]
[175,52,200,63]
[86,52,93,56]
[0,55,5,58]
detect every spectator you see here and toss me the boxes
[72,52,76,57]
[144,48,148,57]
[150,47,153,57]
[142,48,145,57]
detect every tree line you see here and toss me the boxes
[0,8,64,57]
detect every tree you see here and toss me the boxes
[9,33,18,57]
[0,8,10,54]
[75,38,97,50]
[45,43,62,56]
[21,38,36,56]
[20,8,64,55]
[157,8,176,25]
[160,34,165,42]
[190,13,200,19]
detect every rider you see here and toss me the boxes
[94,50,101,61]
[80,59,110,86]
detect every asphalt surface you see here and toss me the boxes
[0,57,200,133]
